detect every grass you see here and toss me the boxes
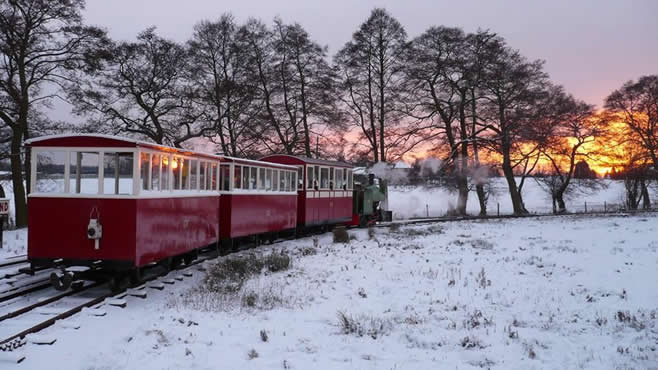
[336,310,392,339]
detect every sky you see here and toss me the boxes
[51,0,657,121]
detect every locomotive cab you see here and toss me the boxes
[352,174,391,227]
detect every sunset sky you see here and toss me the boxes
[79,0,656,107]
[47,0,657,168]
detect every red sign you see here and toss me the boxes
[0,199,8,215]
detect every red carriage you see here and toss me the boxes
[25,134,299,289]
[260,155,354,230]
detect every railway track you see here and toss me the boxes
[0,250,217,361]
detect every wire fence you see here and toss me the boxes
[409,201,658,221]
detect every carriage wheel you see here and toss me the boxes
[109,274,129,292]
[129,268,142,286]
[50,271,73,291]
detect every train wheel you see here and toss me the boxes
[171,256,183,270]
[110,274,129,292]
[71,280,85,291]
[183,254,194,266]
[129,268,142,286]
[50,272,73,291]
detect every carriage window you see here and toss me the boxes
[161,155,170,190]
[172,157,182,190]
[150,154,161,191]
[190,159,199,190]
[292,172,297,192]
[273,170,279,191]
[182,159,191,189]
[343,169,348,189]
[266,169,272,190]
[320,168,329,189]
[199,162,207,190]
[314,165,319,188]
[234,165,242,189]
[258,168,266,190]
[211,163,218,190]
[242,166,250,190]
[306,166,313,189]
[35,150,67,193]
[279,170,286,191]
[250,167,257,190]
[335,168,343,190]
[297,167,303,189]
[347,170,353,189]
[140,153,150,191]
[288,171,293,192]
[329,167,335,189]
[103,152,133,195]
[220,164,230,191]
[70,151,100,194]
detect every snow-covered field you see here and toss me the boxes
[389,179,656,219]
[8,212,657,369]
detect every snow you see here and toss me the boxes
[8,212,658,369]
[389,178,655,219]
[0,229,27,260]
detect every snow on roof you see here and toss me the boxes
[25,133,144,145]
[394,161,411,169]
[352,167,367,175]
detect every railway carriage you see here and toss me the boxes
[25,134,299,289]
[260,155,354,230]
[218,156,298,248]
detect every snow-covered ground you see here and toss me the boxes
[389,179,656,219]
[0,229,27,259]
[9,212,657,369]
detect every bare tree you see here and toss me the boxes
[0,0,108,227]
[535,90,602,213]
[406,26,471,214]
[187,14,261,157]
[479,44,549,214]
[73,28,207,147]
[604,75,658,170]
[334,8,408,162]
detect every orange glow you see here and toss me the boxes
[171,158,179,169]
[399,114,633,177]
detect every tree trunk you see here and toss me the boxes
[501,151,527,215]
[455,98,469,215]
[555,192,566,213]
[476,185,486,216]
[456,175,469,215]
[641,180,651,209]
[10,132,28,228]
[470,89,486,216]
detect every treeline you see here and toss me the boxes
[1,1,656,227]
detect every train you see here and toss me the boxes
[24,134,388,290]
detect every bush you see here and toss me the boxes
[300,247,317,256]
[336,311,392,339]
[203,252,291,294]
[247,349,259,360]
[333,226,350,243]
[264,252,291,272]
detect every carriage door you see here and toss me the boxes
[329,167,335,221]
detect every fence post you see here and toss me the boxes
[604,201,606,213]
[584,202,587,213]
[426,204,429,218]
[497,203,500,217]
